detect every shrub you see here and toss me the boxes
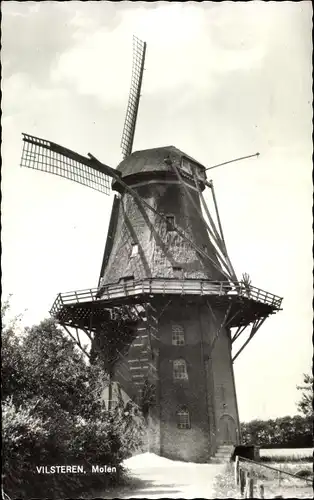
[1,315,146,499]
[296,469,313,478]
[261,455,313,464]
[241,416,313,448]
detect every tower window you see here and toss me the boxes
[181,158,192,175]
[166,215,175,231]
[172,324,185,345]
[131,243,139,257]
[119,275,134,283]
[195,166,206,181]
[177,407,191,429]
[173,359,188,380]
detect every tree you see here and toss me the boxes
[241,415,312,448]
[1,305,146,499]
[297,373,313,417]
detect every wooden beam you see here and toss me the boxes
[224,309,242,329]
[206,180,226,243]
[206,300,218,326]
[196,176,225,244]
[170,162,233,277]
[231,324,247,343]
[214,252,234,279]
[62,325,91,359]
[195,175,237,282]
[209,303,232,355]
[75,327,82,348]
[232,317,267,362]
[207,180,238,281]
[157,298,173,320]
[80,325,93,343]
[205,152,260,172]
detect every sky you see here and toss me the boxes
[1,1,312,422]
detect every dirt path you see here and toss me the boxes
[103,453,226,499]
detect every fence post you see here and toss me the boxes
[248,475,254,498]
[244,471,249,498]
[234,455,240,487]
[258,483,265,499]
[244,471,254,498]
[239,469,246,497]
[278,466,282,487]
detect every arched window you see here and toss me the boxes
[172,324,185,345]
[173,359,188,380]
[177,407,190,429]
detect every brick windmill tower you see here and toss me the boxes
[20,36,282,463]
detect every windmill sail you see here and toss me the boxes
[120,36,146,159]
[20,134,233,282]
[20,133,112,195]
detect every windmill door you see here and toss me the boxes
[218,414,237,445]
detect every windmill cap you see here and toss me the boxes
[115,146,206,179]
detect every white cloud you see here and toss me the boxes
[1,1,312,422]
[51,2,268,106]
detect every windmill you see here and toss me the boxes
[20,36,282,462]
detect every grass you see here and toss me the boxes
[261,455,313,463]
[212,463,239,499]
[260,448,313,463]
[212,460,313,499]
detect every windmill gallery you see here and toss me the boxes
[20,36,282,463]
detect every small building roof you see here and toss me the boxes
[116,146,206,179]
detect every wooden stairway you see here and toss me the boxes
[115,304,158,404]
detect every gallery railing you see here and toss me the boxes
[50,279,283,317]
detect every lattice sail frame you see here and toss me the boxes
[21,133,112,195]
[120,36,147,158]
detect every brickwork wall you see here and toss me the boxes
[158,300,239,461]
[199,304,240,446]
[210,329,239,443]
[147,407,161,455]
[111,298,239,462]
[157,302,210,462]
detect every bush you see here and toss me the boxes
[241,415,313,448]
[261,455,313,464]
[296,469,313,478]
[1,315,146,499]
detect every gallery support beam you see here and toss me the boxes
[62,324,91,359]
[231,325,247,344]
[232,317,267,362]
